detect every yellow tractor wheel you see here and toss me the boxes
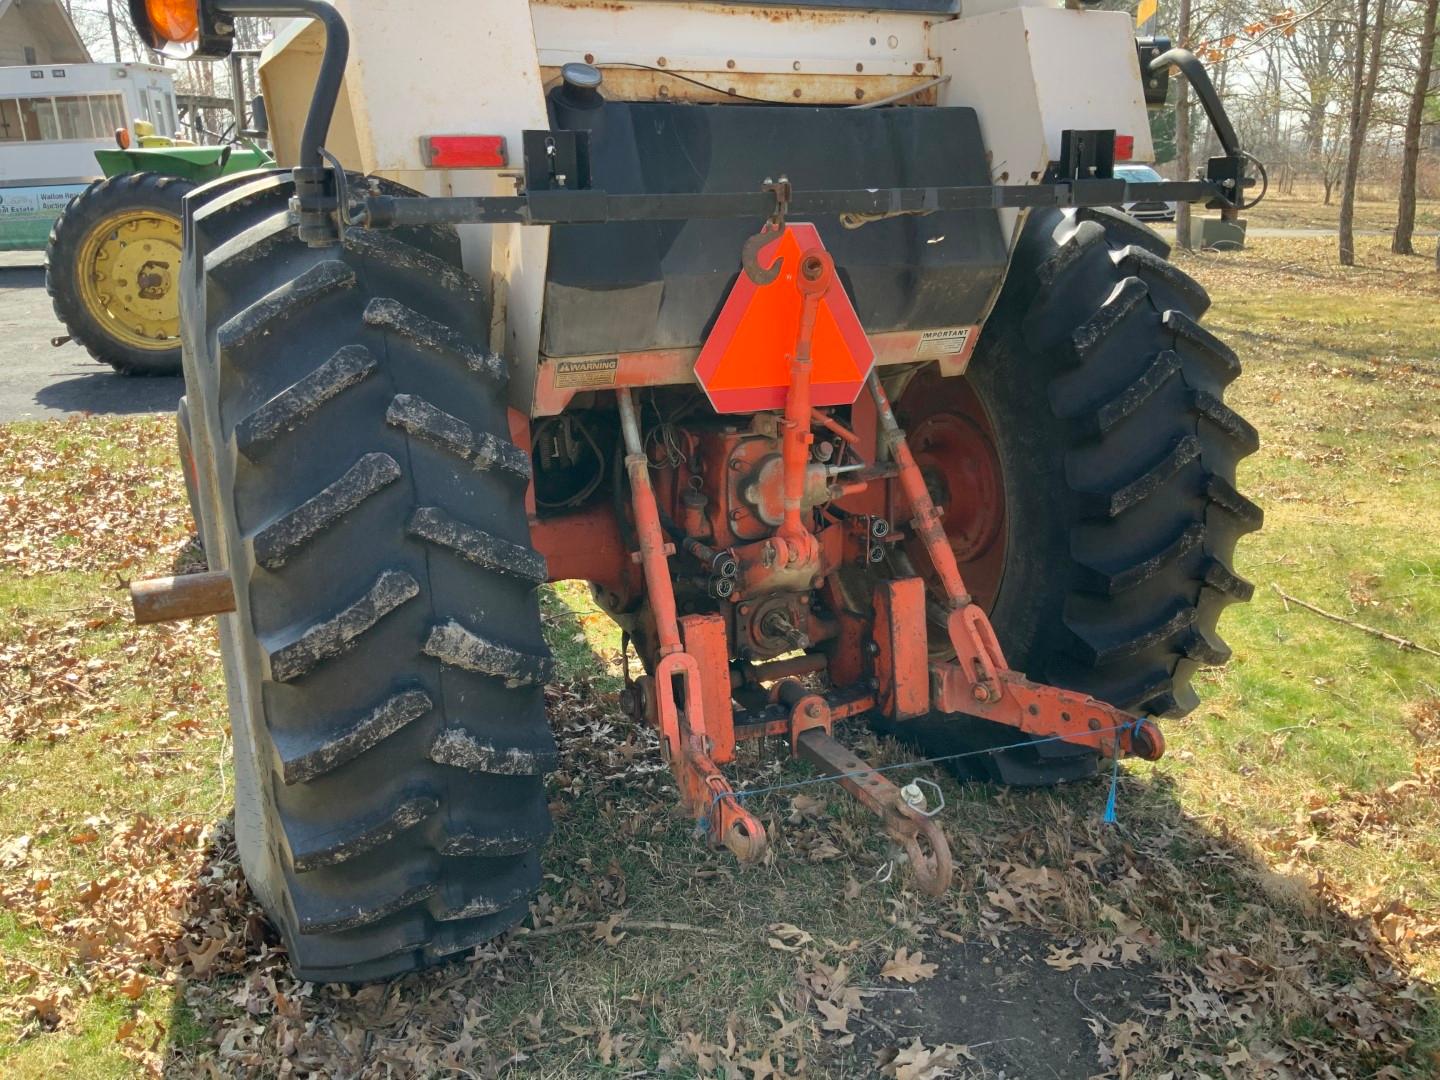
[47,173,196,375]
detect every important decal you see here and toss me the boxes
[553,357,619,388]
[915,327,972,360]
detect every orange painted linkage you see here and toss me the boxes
[866,374,1164,762]
[775,249,833,566]
[615,390,768,858]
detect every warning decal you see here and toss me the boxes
[915,328,972,360]
[554,357,619,388]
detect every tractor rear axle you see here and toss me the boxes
[129,222,1166,897]
[593,226,1162,890]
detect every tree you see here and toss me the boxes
[1175,0,1195,250]
[1150,108,1178,165]
[1393,0,1439,254]
[1318,111,1351,203]
[103,0,121,63]
[1339,0,1391,265]
[1282,1,1355,157]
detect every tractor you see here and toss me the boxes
[47,116,272,375]
[125,0,1262,982]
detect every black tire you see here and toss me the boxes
[182,174,556,982]
[47,173,196,375]
[892,207,1260,785]
[176,396,202,547]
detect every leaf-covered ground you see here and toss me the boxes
[1242,186,1440,233]
[1,234,1438,1078]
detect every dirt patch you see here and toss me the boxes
[857,927,1157,1079]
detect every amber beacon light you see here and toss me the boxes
[129,0,234,58]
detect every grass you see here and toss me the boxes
[1242,183,1440,233]
[1,234,1438,1077]
[1169,235,1440,950]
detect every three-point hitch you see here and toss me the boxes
[608,219,1164,893]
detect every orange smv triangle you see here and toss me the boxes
[695,224,875,414]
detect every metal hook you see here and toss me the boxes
[741,228,784,286]
[739,174,793,286]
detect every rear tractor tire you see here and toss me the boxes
[889,207,1261,786]
[182,174,555,982]
[47,173,196,375]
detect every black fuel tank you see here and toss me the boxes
[540,102,1008,358]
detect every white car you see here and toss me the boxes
[1116,163,1177,222]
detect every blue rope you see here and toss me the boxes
[1102,745,1123,825]
[710,718,1146,823]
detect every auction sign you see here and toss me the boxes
[0,184,88,252]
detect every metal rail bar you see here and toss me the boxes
[216,0,347,169]
[1149,48,1240,160]
[358,179,1230,229]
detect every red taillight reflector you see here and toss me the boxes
[1114,134,1135,162]
[421,135,508,169]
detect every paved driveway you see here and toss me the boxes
[0,252,183,423]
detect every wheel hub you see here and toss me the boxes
[136,260,173,300]
[896,373,1007,612]
[77,210,182,352]
[912,413,1004,565]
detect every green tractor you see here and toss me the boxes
[46,124,271,376]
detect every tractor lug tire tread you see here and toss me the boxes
[181,175,553,982]
[892,207,1258,785]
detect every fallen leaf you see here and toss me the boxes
[186,936,226,976]
[881,1037,974,1080]
[816,999,850,1033]
[592,911,628,945]
[25,986,73,1028]
[0,833,31,867]
[767,923,814,951]
[881,946,938,983]
[788,794,827,821]
[1044,942,1116,973]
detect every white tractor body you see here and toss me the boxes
[259,0,1152,415]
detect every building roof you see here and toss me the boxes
[0,0,93,65]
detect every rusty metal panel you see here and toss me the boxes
[531,0,937,80]
[538,65,936,106]
[680,613,737,764]
[873,577,930,721]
